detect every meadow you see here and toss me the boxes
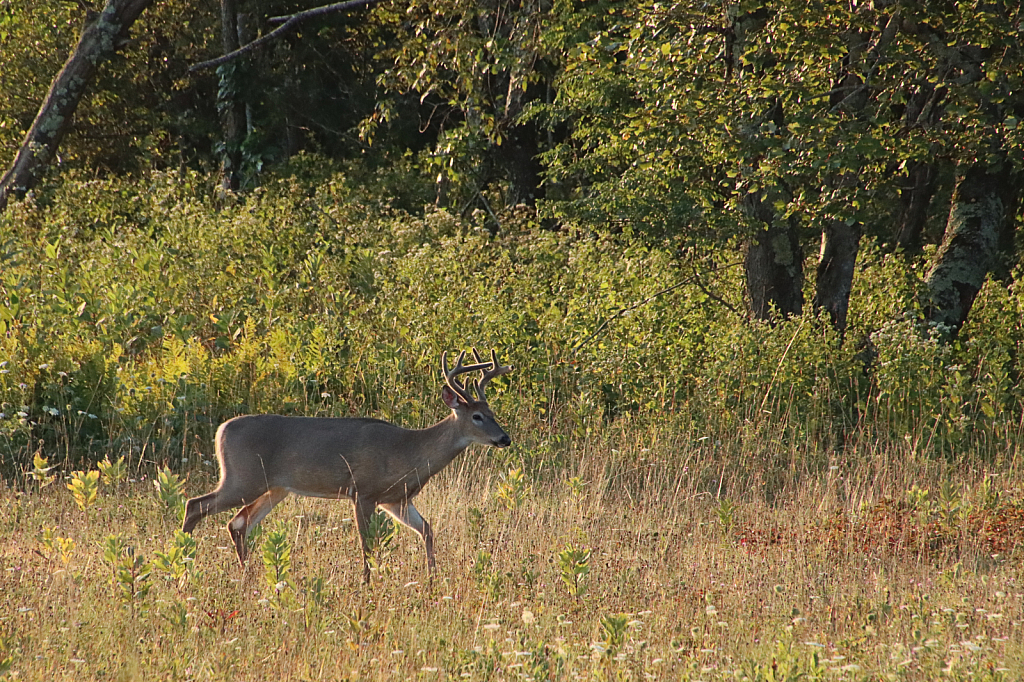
[1,163,1023,680]
[2,422,1022,681]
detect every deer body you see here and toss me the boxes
[212,414,471,502]
[182,350,513,582]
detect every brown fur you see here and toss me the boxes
[182,350,513,582]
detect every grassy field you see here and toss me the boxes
[3,171,1024,680]
[1,414,1022,682]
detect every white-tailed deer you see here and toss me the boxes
[182,349,513,582]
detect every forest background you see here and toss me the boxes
[0,1,1023,680]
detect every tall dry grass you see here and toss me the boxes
[1,410,1021,681]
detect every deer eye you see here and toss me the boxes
[472,414,484,423]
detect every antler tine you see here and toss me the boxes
[475,348,514,403]
[442,349,491,404]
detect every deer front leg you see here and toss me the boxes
[226,487,290,567]
[379,500,435,573]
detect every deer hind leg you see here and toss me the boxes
[227,486,290,567]
[379,500,435,572]
[182,489,247,535]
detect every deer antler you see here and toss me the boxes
[471,348,514,402]
[441,350,491,404]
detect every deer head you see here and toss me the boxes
[441,348,514,448]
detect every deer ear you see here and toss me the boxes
[441,386,463,409]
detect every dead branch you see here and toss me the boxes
[189,0,383,73]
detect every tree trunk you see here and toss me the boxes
[218,0,248,191]
[924,162,1011,336]
[726,6,805,322]
[813,219,861,336]
[811,11,893,333]
[0,0,155,213]
[894,161,938,252]
[743,194,804,321]
[501,122,543,208]
[492,28,546,209]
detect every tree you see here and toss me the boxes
[0,0,156,212]
[925,159,1017,336]
[538,0,1023,335]
[0,0,383,211]
[374,0,557,213]
[217,0,249,191]
[727,7,804,322]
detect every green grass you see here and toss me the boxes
[1,420,1021,681]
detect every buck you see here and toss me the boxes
[181,349,513,581]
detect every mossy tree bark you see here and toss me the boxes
[813,219,861,336]
[0,0,155,213]
[743,193,805,321]
[924,162,1016,336]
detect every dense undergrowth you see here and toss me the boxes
[2,158,1022,482]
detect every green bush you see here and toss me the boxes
[2,162,1022,479]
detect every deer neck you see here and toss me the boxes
[413,413,472,470]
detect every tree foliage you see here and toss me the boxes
[0,0,1021,356]
[542,1,1021,230]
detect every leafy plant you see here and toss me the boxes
[518,555,539,593]
[66,470,99,511]
[906,485,932,513]
[360,509,397,576]
[472,550,503,599]
[262,526,292,594]
[495,467,531,511]
[716,498,738,536]
[154,467,186,521]
[101,534,151,607]
[37,527,74,567]
[976,475,1001,511]
[28,451,56,489]
[152,530,198,587]
[558,543,591,601]
[597,613,630,658]
[565,475,586,499]
[97,455,127,488]
[299,574,329,630]
[159,600,189,631]
[466,506,485,544]
[937,480,963,531]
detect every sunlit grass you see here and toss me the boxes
[1,420,1021,681]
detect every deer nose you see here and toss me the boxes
[495,434,511,448]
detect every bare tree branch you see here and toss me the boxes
[571,261,744,354]
[189,0,383,73]
[571,279,695,354]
